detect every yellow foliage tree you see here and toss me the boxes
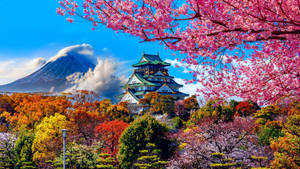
[32,113,72,164]
[270,100,300,169]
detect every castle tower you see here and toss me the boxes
[119,53,188,103]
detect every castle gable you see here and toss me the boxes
[128,74,142,85]
[156,84,174,93]
[120,92,139,104]
[154,71,165,76]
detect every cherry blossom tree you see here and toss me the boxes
[57,0,300,105]
[168,117,272,168]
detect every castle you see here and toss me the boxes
[119,52,188,104]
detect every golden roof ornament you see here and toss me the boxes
[126,84,129,93]
[163,78,167,86]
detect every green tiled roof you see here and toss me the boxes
[133,61,170,67]
[133,53,171,67]
[125,79,182,88]
[133,91,146,95]
[159,92,189,97]
[167,80,183,87]
[143,54,162,62]
[126,73,158,87]
[143,74,174,79]
[134,73,157,86]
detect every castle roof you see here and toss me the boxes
[133,53,171,67]
[125,73,183,88]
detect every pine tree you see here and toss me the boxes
[96,153,118,169]
[134,143,168,169]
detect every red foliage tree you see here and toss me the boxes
[94,120,129,157]
[235,101,257,117]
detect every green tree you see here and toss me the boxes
[258,122,283,145]
[14,131,36,169]
[52,142,99,169]
[117,115,170,169]
[96,153,118,169]
[134,143,168,169]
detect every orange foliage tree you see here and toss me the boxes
[66,90,105,144]
[183,95,199,113]
[1,94,71,131]
[94,120,129,158]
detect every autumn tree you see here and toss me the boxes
[32,113,72,165]
[270,101,300,169]
[175,95,200,121]
[2,94,71,131]
[235,101,259,117]
[106,102,133,123]
[189,99,235,124]
[0,94,15,114]
[63,91,115,144]
[158,95,175,116]
[0,94,22,131]
[58,0,299,105]
[139,92,160,114]
[139,92,176,116]
[94,120,129,158]
[183,95,199,113]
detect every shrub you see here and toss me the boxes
[171,117,183,129]
[117,114,170,169]
[52,142,99,169]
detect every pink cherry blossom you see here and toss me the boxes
[57,0,300,105]
[66,17,73,23]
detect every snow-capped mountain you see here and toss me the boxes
[0,44,96,93]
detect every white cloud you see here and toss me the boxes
[0,57,46,85]
[165,58,213,76]
[48,44,96,64]
[65,58,126,100]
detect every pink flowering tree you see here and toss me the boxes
[57,0,300,105]
[168,117,272,168]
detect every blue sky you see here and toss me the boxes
[0,0,196,94]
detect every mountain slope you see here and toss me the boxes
[0,44,95,93]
